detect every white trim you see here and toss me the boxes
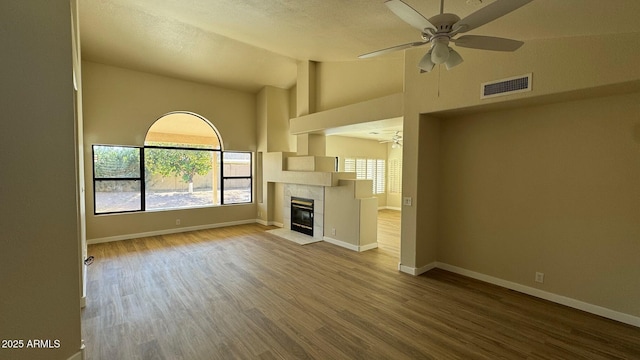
[436,262,640,328]
[384,206,402,211]
[359,242,379,252]
[399,262,436,276]
[256,219,284,227]
[322,237,379,252]
[87,220,256,244]
[322,237,359,251]
[399,264,416,275]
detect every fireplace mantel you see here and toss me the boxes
[263,152,355,186]
[263,152,378,252]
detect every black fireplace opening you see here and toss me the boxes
[291,197,314,237]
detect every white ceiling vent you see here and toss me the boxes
[481,73,532,99]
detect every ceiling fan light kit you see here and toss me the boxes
[431,38,451,64]
[445,48,464,70]
[418,50,436,72]
[360,0,532,73]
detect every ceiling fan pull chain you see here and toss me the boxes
[438,65,441,97]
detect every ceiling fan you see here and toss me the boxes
[359,0,532,72]
[380,131,403,148]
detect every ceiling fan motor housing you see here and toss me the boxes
[427,13,461,34]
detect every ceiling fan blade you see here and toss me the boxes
[359,41,427,59]
[454,0,532,33]
[454,35,524,51]
[385,0,436,32]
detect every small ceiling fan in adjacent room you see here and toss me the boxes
[380,131,403,148]
[359,0,532,72]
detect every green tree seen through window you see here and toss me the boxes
[94,145,140,178]
[145,148,212,193]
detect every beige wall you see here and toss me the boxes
[257,85,295,224]
[326,135,389,208]
[327,135,388,166]
[404,33,640,115]
[290,93,403,135]
[82,61,257,240]
[316,58,403,111]
[283,30,640,321]
[397,32,640,318]
[400,114,440,269]
[83,61,256,150]
[258,86,294,153]
[0,1,83,359]
[386,143,403,209]
[438,92,640,317]
[325,180,378,248]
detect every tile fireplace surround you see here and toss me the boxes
[283,184,324,240]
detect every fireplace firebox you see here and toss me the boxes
[291,197,314,236]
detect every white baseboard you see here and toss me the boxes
[323,237,359,251]
[87,219,256,244]
[323,237,379,252]
[384,206,402,211]
[359,242,378,252]
[399,262,436,276]
[257,219,284,227]
[435,262,640,328]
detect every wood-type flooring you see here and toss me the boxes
[82,211,640,359]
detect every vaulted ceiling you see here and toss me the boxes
[80,0,640,94]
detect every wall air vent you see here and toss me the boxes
[481,73,532,99]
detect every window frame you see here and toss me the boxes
[92,145,144,215]
[220,151,253,205]
[92,144,253,215]
[143,144,220,211]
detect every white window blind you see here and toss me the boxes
[345,158,355,173]
[376,159,385,194]
[345,157,386,195]
[389,158,402,193]
[356,159,367,180]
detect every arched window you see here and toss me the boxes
[144,112,222,210]
[92,112,252,214]
[145,112,222,149]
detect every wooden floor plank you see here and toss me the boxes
[82,212,640,359]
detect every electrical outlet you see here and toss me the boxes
[535,272,544,283]
[331,228,336,236]
[176,219,181,226]
[403,197,412,206]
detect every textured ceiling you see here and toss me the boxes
[79,0,640,93]
[79,1,640,141]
